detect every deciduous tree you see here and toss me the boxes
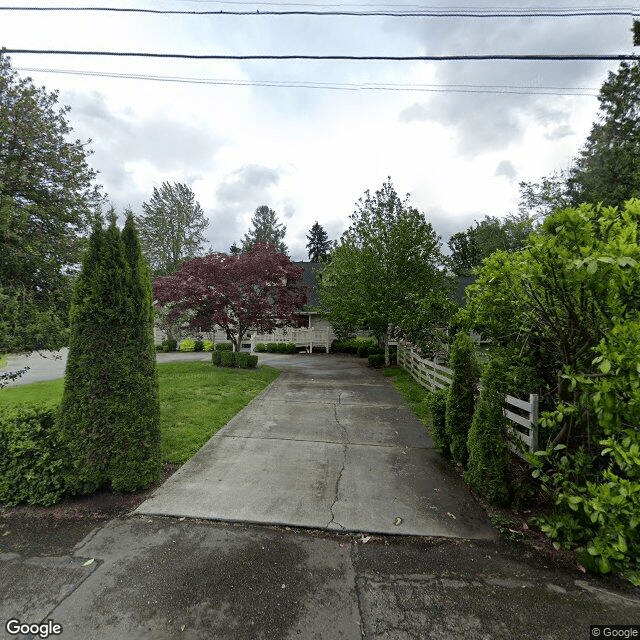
[136,182,208,278]
[0,52,102,353]
[153,243,306,352]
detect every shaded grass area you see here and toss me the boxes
[0,353,7,367]
[382,366,432,429]
[1,361,279,465]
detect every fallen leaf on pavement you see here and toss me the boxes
[82,559,95,566]
[360,535,371,543]
[446,512,456,519]
[394,517,403,526]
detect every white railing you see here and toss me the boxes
[251,328,330,353]
[397,342,539,456]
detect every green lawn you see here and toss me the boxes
[383,366,433,427]
[0,361,279,464]
[0,354,7,367]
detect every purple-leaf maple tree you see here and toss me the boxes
[153,243,307,351]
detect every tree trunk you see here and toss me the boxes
[384,332,390,367]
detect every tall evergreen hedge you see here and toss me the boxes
[464,356,510,506]
[445,332,480,466]
[60,216,161,494]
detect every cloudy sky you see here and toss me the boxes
[3,1,636,259]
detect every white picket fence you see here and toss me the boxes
[397,342,539,457]
[251,328,330,353]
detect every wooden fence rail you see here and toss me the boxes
[397,342,539,457]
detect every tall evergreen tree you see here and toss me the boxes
[305,221,331,262]
[136,182,208,278]
[60,216,161,494]
[241,205,287,254]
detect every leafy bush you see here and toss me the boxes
[284,342,296,354]
[445,332,480,466]
[220,351,236,367]
[0,403,70,506]
[255,342,266,352]
[180,338,196,352]
[211,351,222,365]
[202,340,214,352]
[266,342,278,353]
[215,342,233,351]
[248,354,259,368]
[194,340,204,352]
[155,344,163,352]
[465,356,510,506]
[331,336,377,355]
[162,338,177,352]
[426,388,449,456]
[236,352,257,368]
[368,354,385,368]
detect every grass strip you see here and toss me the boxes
[0,361,279,465]
[382,366,433,429]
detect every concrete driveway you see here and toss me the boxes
[137,354,495,539]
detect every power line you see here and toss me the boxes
[0,5,639,16]
[4,49,638,61]
[15,65,600,95]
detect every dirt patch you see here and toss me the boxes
[0,464,179,556]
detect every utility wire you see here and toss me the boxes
[1,5,639,16]
[15,65,600,95]
[4,49,638,61]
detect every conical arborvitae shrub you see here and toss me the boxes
[109,214,161,491]
[60,217,161,494]
[464,356,510,506]
[445,332,480,465]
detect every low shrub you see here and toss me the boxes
[194,340,204,352]
[236,352,259,369]
[155,344,163,352]
[202,340,214,352]
[255,342,266,353]
[368,354,385,368]
[266,343,278,353]
[180,338,196,352]
[426,388,449,456]
[220,351,236,367]
[211,351,222,365]
[284,342,296,354]
[247,354,258,368]
[215,342,233,351]
[162,338,177,352]
[0,403,70,506]
[332,336,377,355]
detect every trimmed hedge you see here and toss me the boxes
[215,342,233,351]
[0,403,70,506]
[265,342,296,354]
[331,336,377,355]
[220,351,235,367]
[211,351,222,365]
[368,354,385,368]
[162,338,177,352]
[236,352,258,368]
[255,342,266,353]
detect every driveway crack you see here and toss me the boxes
[328,392,348,530]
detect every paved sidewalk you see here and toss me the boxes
[136,354,495,538]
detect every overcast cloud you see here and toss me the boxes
[3,0,634,259]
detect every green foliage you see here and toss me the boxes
[194,340,204,352]
[445,332,480,465]
[180,338,196,352]
[202,339,214,352]
[465,357,510,506]
[266,342,278,353]
[264,342,297,354]
[136,182,208,278]
[317,178,455,350]
[0,403,70,506]
[59,215,161,495]
[242,205,288,254]
[426,388,450,456]
[248,354,258,368]
[367,354,385,368]
[235,352,258,369]
[211,350,222,365]
[162,338,177,352]
[331,336,377,354]
[306,221,332,262]
[255,342,266,352]
[220,351,236,367]
[215,342,233,351]
[0,54,102,353]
